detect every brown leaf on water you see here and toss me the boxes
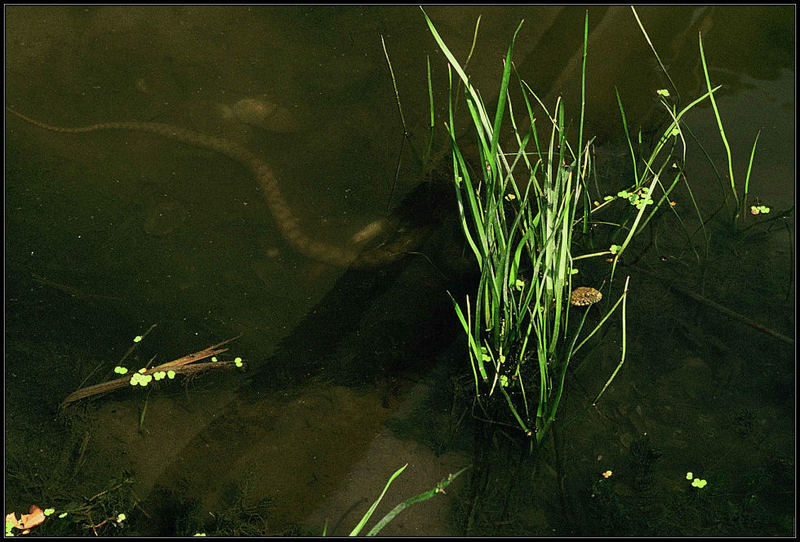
[19,505,46,529]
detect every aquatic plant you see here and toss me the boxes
[423,9,633,445]
[422,8,725,447]
[322,463,469,536]
[630,6,765,237]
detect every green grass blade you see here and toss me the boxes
[489,20,524,173]
[421,8,493,138]
[366,466,471,536]
[698,32,738,209]
[741,129,761,220]
[593,276,630,404]
[349,464,408,536]
[630,6,681,101]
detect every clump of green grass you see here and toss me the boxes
[422,8,722,446]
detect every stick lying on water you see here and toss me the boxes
[59,336,242,411]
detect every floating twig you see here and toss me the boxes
[60,336,242,410]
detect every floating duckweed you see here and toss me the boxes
[499,375,509,387]
[609,245,621,255]
[603,195,614,201]
[617,189,654,209]
[235,358,244,368]
[44,508,55,516]
[133,335,143,343]
[211,356,218,362]
[691,478,708,488]
[114,366,129,375]
[570,268,579,275]
[686,471,693,480]
[656,88,670,97]
[193,533,206,536]
[116,513,126,523]
[58,513,68,519]
[138,368,147,374]
[140,375,153,386]
[129,374,140,386]
[602,470,613,478]
[167,370,176,379]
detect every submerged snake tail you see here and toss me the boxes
[7,107,408,267]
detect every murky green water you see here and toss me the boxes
[5,6,793,536]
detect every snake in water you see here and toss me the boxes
[7,107,418,267]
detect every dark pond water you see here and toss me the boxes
[5,5,794,536]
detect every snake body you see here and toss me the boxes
[7,107,411,267]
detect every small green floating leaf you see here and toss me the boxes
[58,512,68,519]
[116,513,126,523]
[167,370,176,379]
[133,335,143,343]
[691,478,707,488]
[211,356,218,362]
[603,195,614,201]
[656,88,670,97]
[685,471,693,480]
[114,366,129,375]
[138,368,147,374]
[44,508,55,517]
[499,375,509,387]
[609,244,622,255]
